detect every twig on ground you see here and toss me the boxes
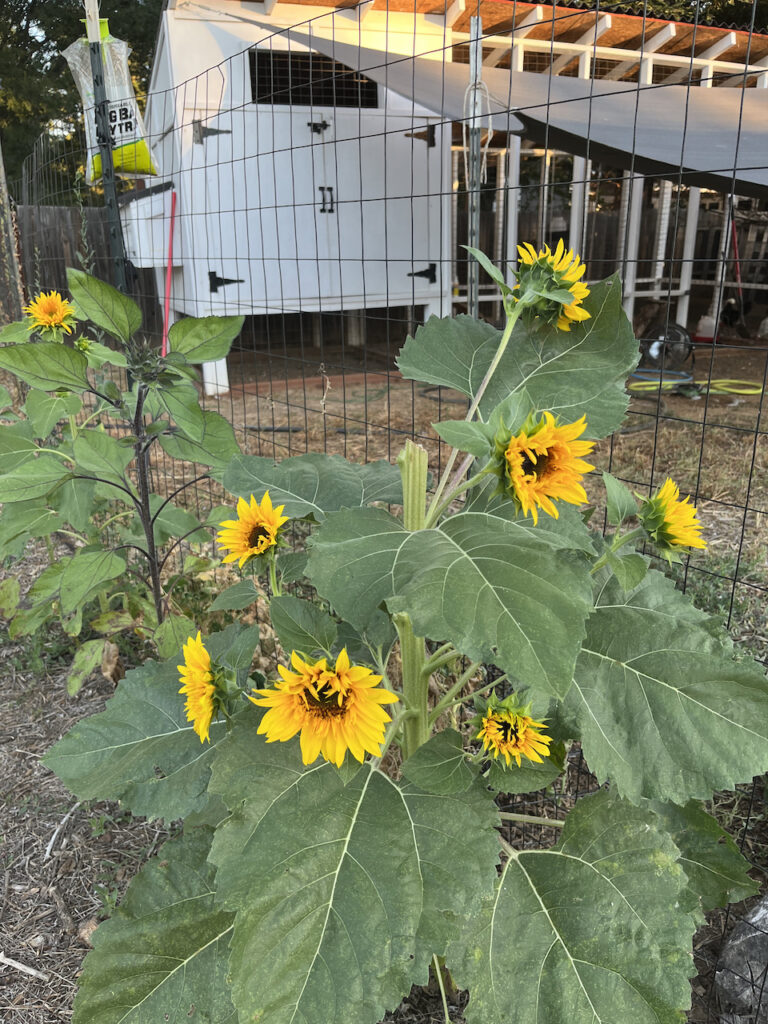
[44,802,81,861]
[0,951,50,982]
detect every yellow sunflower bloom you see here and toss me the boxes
[217,490,289,568]
[178,631,216,743]
[515,239,591,331]
[250,648,399,767]
[477,708,553,768]
[504,412,595,524]
[640,478,707,554]
[24,291,77,338]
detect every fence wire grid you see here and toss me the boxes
[3,1,768,1020]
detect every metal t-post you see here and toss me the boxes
[467,16,483,318]
[84,2,128,294]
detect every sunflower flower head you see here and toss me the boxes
[473,694,553,768]
[217,490,289,569]
[250,648,399,767]
[639,478,707,561]
[513,239,590,332]
[495,410,595,524]
[24,291,77,341]
[178,631,239,743]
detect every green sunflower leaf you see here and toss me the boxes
[402,728,475,794]
[453,789,694,1024]
[157,381,205,441]
[563,568,768,803]
[73,428,134,489]
[209,709,499,1024]
[603,470,638,525]
[67,267,142,343]
[0,455,72,501]
[649,799,758,912]
[484,740,566,795]
[0,341,90,393]
[397,277,638,438]
[210,578,259,611]
[308,508,592,699]
[59,549,126,615]
[432,419,492,457]
[269,593,338,657]
[0,422,37,474]
[157,408,240,468]
[221,451,403,521]
[72,828,236,1024]
[168,314,244,363]
[23,389,82,438]
[43,622,255,821]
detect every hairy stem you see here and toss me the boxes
[133,384,164,624]
[499,811,564,829]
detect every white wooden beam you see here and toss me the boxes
[445,0,465,30]
[261,0,278,14]
[722,53,768,87]
[551,15,611,75]
[663,31,737,85]
[339,0,375,23]
[484,5,543,67]
[604,23,676,81]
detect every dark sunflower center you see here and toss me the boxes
[521,452,550,478]
[247,525,270,548]
[498,719,519,743]
[304,683,348,718]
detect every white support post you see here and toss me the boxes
[202,356,231,396]
[484,5,543,67]
[676,186,701,328]
[663,32,737,85]
[653,181,673,284]
[551,15,611,75]
[568,52,591,256]
[445,0,465,30]
[622,174,644,320]
[723,54,768,87]
[504,135,521,288]
[708,199,733,321]
[604,23,676,81]
[261,0,278,15]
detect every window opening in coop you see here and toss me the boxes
[249,49,379,108]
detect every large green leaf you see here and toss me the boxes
[269,594,338,656]
[50,477,97,532]
[0,341,90,392]
[158,409,240,468]
[209,710,500,1024]
[168,314,244,363]
[465,482,597,555]
[60,549,126,614]
[402,728,475,794]
[72,828,236,1024]
[43,623,258,821]
[67,267,142,343]
[0,422,37,473]
[308,508,592,699]
[0,501,62,557]
[563,569,768,803]
[0,454,71,500]
[222,452,403,520]
[73,428,134,489]
[23,389,82,438]
[453,789,694,1024]
[158,382,205,441]
[397,278,638,437]
[650,799,757,912]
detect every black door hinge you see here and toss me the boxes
[404,124,436,148]
[318,186,335,214]
[193,120,233,144]
[209,271,245,293]
[407,263,437,284]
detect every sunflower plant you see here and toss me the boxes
[0,269,244,690]
[42,245,768,1024]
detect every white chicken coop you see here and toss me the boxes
[121,0,455,391]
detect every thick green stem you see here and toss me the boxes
[268,552,281,597]
[499,812,564,829]
[395,441,431,758]
[395,613,430,759]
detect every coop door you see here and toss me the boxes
[191,107,337,311]
[322,111,445,306]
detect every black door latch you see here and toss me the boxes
[407,263,437,284]
[307,120,330,134]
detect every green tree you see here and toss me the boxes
[0,0,162,186]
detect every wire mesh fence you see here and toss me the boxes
[2,2,768,1019]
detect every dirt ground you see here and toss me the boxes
[4,336,768,1022]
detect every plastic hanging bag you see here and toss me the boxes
[63,27,158,185]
